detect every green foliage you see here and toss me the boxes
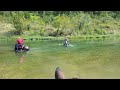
[0,11,120,37]
[12,12,26,35]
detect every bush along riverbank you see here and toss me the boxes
[0,11,120,38]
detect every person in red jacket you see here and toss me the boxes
[17,37,24,45]
[16,37,24,51]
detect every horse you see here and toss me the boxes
[55,67,65,79]
[15,44,29,52]
[55,67,80,79]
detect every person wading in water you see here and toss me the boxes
[16,37,24,51]
[63,36,69,47]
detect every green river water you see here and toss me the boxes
[0,38,120,79]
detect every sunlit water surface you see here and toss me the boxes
[0,38,120,79]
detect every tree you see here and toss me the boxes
[12,11,25,35]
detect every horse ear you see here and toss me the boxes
[55,67,65,79]
[56,67,60,71]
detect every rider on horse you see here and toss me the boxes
[16,37,24,51]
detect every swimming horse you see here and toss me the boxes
[15,44,29,52]
[55,67,65,79]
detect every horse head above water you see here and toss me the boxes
[22,45,29,51]
[55,67,80,79]
[55,67,65,79]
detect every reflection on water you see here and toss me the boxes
[15,52,27,64]
[19,54,25,64]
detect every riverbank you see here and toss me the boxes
[0,34,120,41]
[0,11,120,38]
